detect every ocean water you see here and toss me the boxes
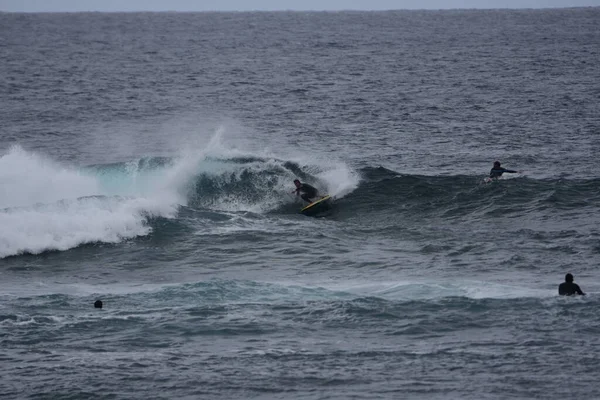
[1,8,600,400]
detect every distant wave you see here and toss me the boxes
[334,166,600,220]
[1,278,582,338]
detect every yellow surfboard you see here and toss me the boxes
[300,195,332,216]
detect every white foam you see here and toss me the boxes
[284,152,360,200]
[0,146,184,258]
[317,163,360,199]
[0,196,177,258]
[0,145,99,209]
[313,279,554,300]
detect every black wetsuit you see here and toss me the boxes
[489,167,518,179]
[558,282,585,296]
[296,183,318,203]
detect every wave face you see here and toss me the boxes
[342,166,600,220]
[0,144,359,258]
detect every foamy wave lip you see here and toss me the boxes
[0,145,100,210]
[0,145,188,258]
[0,196,177,258]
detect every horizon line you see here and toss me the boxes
[1,6,597,13]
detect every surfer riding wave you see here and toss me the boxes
[292,179,319,204]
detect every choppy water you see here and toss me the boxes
[1,8,600,400]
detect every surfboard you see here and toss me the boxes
[300,195,332,217]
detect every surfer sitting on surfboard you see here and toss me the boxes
[489,161,520,179]
[293,179,319,204]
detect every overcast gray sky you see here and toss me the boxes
[1,0,598,12]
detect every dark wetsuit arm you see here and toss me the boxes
[574,284,585,295]
[489,167,518,178]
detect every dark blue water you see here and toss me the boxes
[1,8,600,399]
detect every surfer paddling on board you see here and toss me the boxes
[293,179,319,204]
[489,161,520,179]
[558,273,585,296]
